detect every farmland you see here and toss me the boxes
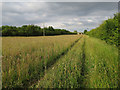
[1,1,119,89]
[2,35,80,88]
[33,35,118,88]
[2,35,119,88]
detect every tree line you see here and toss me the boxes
[86,13,119,47]
[1,25,75,36]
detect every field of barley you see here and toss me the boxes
[2,35,119,88]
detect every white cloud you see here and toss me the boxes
[87,20,93,22]
[78,22,82,25]
[73,18,78,21]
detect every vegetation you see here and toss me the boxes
[74,30,77,34]
[34,36,84,88]
[0,37,1,89]
[33,35,118,88]
[1,25,74,36]
[2,35,80,88]
[84,30,87,34]
[86,13,119,47]
[2,34,118,88]
[84,36,118,88]
[2,13,119,88]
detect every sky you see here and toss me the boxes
[2,1,118,32]
[1,0,120,2]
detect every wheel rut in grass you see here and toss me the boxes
[81,38,86,77]
[46,36,82,69]
[78,37,86,88]
[30,36,82,87]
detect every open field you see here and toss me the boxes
[33,35,118,88]
[2,2,119,89]
[2,35,119,88]
[2,35,80,88]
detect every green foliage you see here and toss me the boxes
[2,25,73,36]
[74,30,77,34]
[84,30,87,34]
[86,13,119,47]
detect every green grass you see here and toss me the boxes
[2,35,119,88]
[34,35,118,88]
[0,37,2,89]
[34,36,84,88]
[84,35,118,88]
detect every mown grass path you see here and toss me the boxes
[84,36,118,88]
[32,35,118,88]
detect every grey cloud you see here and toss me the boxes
[2,0,120,2]
[2,2,118,31]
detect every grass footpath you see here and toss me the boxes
[33,36,85,88]
[33,35,118,88]
[0,37,2,89]
[84,36,118,88]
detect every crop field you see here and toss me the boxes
[2,35,80,88]
[2,35,119,88]
[33,35,118,88]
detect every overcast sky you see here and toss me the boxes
[2,2,118,32]
[1,0,120,2]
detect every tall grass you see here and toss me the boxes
[84,35,118,88]
[34,35,118,88]
[2,35,80,88]
[2,35,118,88]
[34,36,84,88]
[0,37,2,89]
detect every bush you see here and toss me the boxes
[86,13,119,47]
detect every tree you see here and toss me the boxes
[84,30,87,34]
[2,25,73,36]
[74,30,77,34]
[48,26,54,31]
[86,13,119,47]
